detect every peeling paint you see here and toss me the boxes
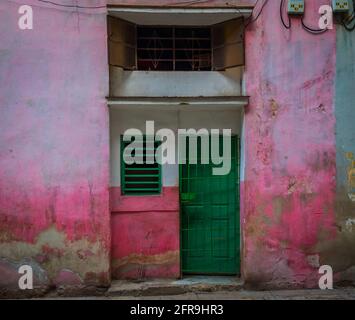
[112,251,180,279]
[243,0,338,288]
[0,226,110,286]
[1,0,355,294]
[111,188,180,280]
[347,161,355,201]
[345,219,355,232]
[0,0,110,294]
[332,12,355,285]
[307,255,320,268]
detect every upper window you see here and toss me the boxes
[137,26,212,71]
[108,17,245,72]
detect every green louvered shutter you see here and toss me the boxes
[121,137,162,195]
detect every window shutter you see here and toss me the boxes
[121,137,162,195]
[108,16,137,70]
[212,18,245,71]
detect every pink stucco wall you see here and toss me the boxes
[1,0,351,295]
[243,0,337,288]
[110,187,180,279]
[0,0,110,295]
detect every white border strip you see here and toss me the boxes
[107,7,253,16]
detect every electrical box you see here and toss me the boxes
[332,0,350,13]
[288,0,305,15]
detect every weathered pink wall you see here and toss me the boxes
[243,0,337,288]
[1,0,352,295]
[110,187,180,279]
[0,0,110,296]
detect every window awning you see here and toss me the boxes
[107,6,253,26]
[107,96,249,111]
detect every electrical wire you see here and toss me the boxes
[301,16,328,34]
[345,12,355,23]
[341,0,355,31]
[280,0,291,29]
[168,0,212,6]
[300,3,329,35]
[15,0,355,33]
[33,0,248,13]
[36,0,106,9]
[245,0,269,28]
[342,18,355,30]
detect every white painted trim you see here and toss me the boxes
[107,97,249,110]
[108,7,253,16]
[107,6,252,25]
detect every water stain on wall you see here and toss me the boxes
[0,226,110,296]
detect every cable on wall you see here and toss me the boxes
[280,0,291,29]
[342,17,355,31]
[36,0,106,9]
[11,0,355,33]
[301,17,328,34]
[341,0,355,31]
[245,0,269,28]
[301,1,329,35]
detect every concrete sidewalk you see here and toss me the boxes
[104,276,355,300]
[42,288,355,300]
[37,277,355,300]
[110,289,355,300]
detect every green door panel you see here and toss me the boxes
[180,135,240,275]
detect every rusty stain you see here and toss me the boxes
[256,142,272,165]
[346,155,355,201]
[346,152,354,160]
[245,211,268,248]
[287,179,297,195]
[272,195,293,223]
[112,250,179,269]
[314,104,326,113]
[111,250,180,278]
[272,198,284,223]
[270,99,279,118]
[348,167,355,187]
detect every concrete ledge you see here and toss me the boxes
[109,68,245,98]
[108,276,243,297]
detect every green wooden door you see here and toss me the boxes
[180,135,240,275]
